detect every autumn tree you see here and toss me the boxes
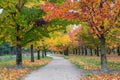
[45,32,71,54]
[67,25,82,55]
[40,0,120,72]
[76,23,100,56]
[0,0,47,68]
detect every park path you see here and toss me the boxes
[23,56,85,80]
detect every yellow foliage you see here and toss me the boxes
[45,34,71,51]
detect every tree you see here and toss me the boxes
[30,44,34,62]
[77,24,100,56]
[0,0,46,68]
[40,0,120,72]
[44,32,71,54]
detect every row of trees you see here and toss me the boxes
[0,0,75,68]
[40,0,120,72]
[43,24,120,56]
[0,0,120,73]
[0,42,13,55]
[0,42,32,55]
[0,0,50,68]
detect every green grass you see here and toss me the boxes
[107,62,120,70]
[0,55,52,80]
[64,55,120,70]
[0,54,49,62]
[0,55,15,62]
[0,54,52,68]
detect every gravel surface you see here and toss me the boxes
[23,56,85,80]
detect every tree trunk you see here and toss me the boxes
[90,48,93,56]
[82,47,84,55]
[97,47,99,56]
[45,50,47,57]
[78,47,81,55]
[75,49,77,55]
[42,50,45,58]
[31,45,34,62]
[95,49,97,55]
[100,37,108,72]
[37,50,40,60]
[85,47,87,55]
[59,51,63,54]
[117,46,120,56]
[108,49,111,55]
[64,48,69,56]
[16,44,22,68]
[16,25,22,68]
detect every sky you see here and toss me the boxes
[0,9,3,14]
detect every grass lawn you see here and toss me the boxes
[64,55,120,70]
[63,54,120,80]
[0,54,52,80]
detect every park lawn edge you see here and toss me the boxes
[62,55,120,80]
[0,56,52,80]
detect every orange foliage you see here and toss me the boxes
[81,72,120,80]
[40,0,120,38]
[0,59,51,80]
[0,68,29,80]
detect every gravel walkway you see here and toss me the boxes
[23,56,85,80]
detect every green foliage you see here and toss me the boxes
[0,42,11,55]
[0,0,49,47]
[47,19,79,33]
[46,0,65,4]
[52,19,79,27]
[107,27,120,42]
[77,23,100,48]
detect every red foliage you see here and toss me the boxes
[40,0,120,38]
[40,2,58,13]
